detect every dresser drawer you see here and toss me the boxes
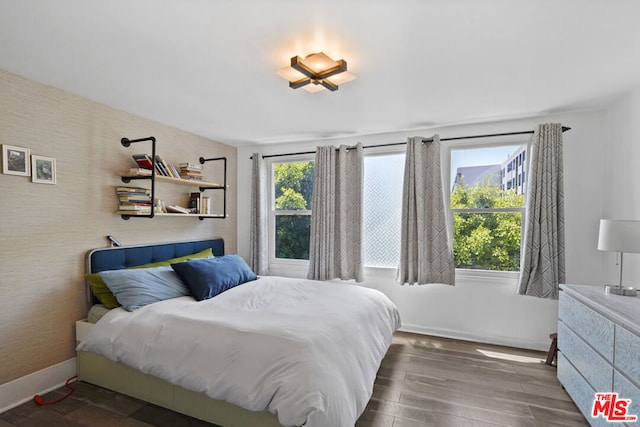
[613,371,640,427]
[559,292,614,362]
[558,322,613,391]
[558,353,609,427]
[615,325,640,386]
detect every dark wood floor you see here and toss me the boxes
[0,332,588,427]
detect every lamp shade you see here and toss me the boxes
[597,219,640,253]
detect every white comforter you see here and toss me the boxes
[77,276,401,427]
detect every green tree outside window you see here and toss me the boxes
[274,161,315,259]
[450,176,524,271]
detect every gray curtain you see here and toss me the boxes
[249,153,268,275]
[308,143,364,282]
[518,123,565,298]
[397,136,455,285]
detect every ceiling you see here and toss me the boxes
[1,0,640,147]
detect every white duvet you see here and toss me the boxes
[77,276,401,427]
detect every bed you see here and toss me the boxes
[76,238,401,427]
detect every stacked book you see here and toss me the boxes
[178,163,204,181]
[115,186,152,215]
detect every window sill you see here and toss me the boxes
[266,261,520,284]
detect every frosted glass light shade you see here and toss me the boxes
[326,70,356,85]
[276,66,306,82]
[302,52,338,71]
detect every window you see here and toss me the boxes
[363,153,404,267]
[450,144,527,272]
[269,145,526,273]
[271,160,315,260]
[270,153,406,268]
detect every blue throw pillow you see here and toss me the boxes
[99,266,189,311]
[171,254,257,301]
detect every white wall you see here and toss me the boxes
[603,86,640,284]
[237,109,608,351]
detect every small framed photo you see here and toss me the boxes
[31,155,56,184]
[2,144,30,176]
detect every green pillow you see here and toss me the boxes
[87,247,213,309]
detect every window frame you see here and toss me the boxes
[445,138,530,279]
[361,148,406,269]
[266,147,409,272]
[267,155,315,269]
[265,140,530,279]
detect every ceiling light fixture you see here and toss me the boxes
[277,52,356,93]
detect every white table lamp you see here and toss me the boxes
[597,219,640,296]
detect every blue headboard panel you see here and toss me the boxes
[87,239,225,274]
[86,239,225,305]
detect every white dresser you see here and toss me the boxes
[558,284,640,427]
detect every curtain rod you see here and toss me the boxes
[251,126,571,159]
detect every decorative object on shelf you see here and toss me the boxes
[2,144,30,176]
[597,219,640,296]
[31,155,56,184]
[189,192,202,214]
[277,52,356,93]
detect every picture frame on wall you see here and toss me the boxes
[2,144,31,176]
[31,155,56,184]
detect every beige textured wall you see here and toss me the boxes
[0,69,237,385]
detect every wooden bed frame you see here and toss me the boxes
[76,239,283,427]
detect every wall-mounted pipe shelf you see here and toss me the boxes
[116,137,228,220]
[199,156,228,220]
[119,137,156,220]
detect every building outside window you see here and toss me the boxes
[450,143,527,272]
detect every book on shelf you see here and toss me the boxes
[132,154,154,170]
[115,186,151,194]
[178,161,205,180]
[116,210,152,216]
[155,155,180,178]
[127,167,152,176]
[115,185,152,214]
[118,196,151,203]
[201,196,211,215]
[188,192,202,214]
[159,156,179,179]
[166,205,191,214]
[180,173,204,181]
[178,162,202,170]
[167,163,181,178]
[116,201,152,212]
[116,203,152,211]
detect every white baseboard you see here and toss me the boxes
[0,358,77,414]
[399,324,549,352]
